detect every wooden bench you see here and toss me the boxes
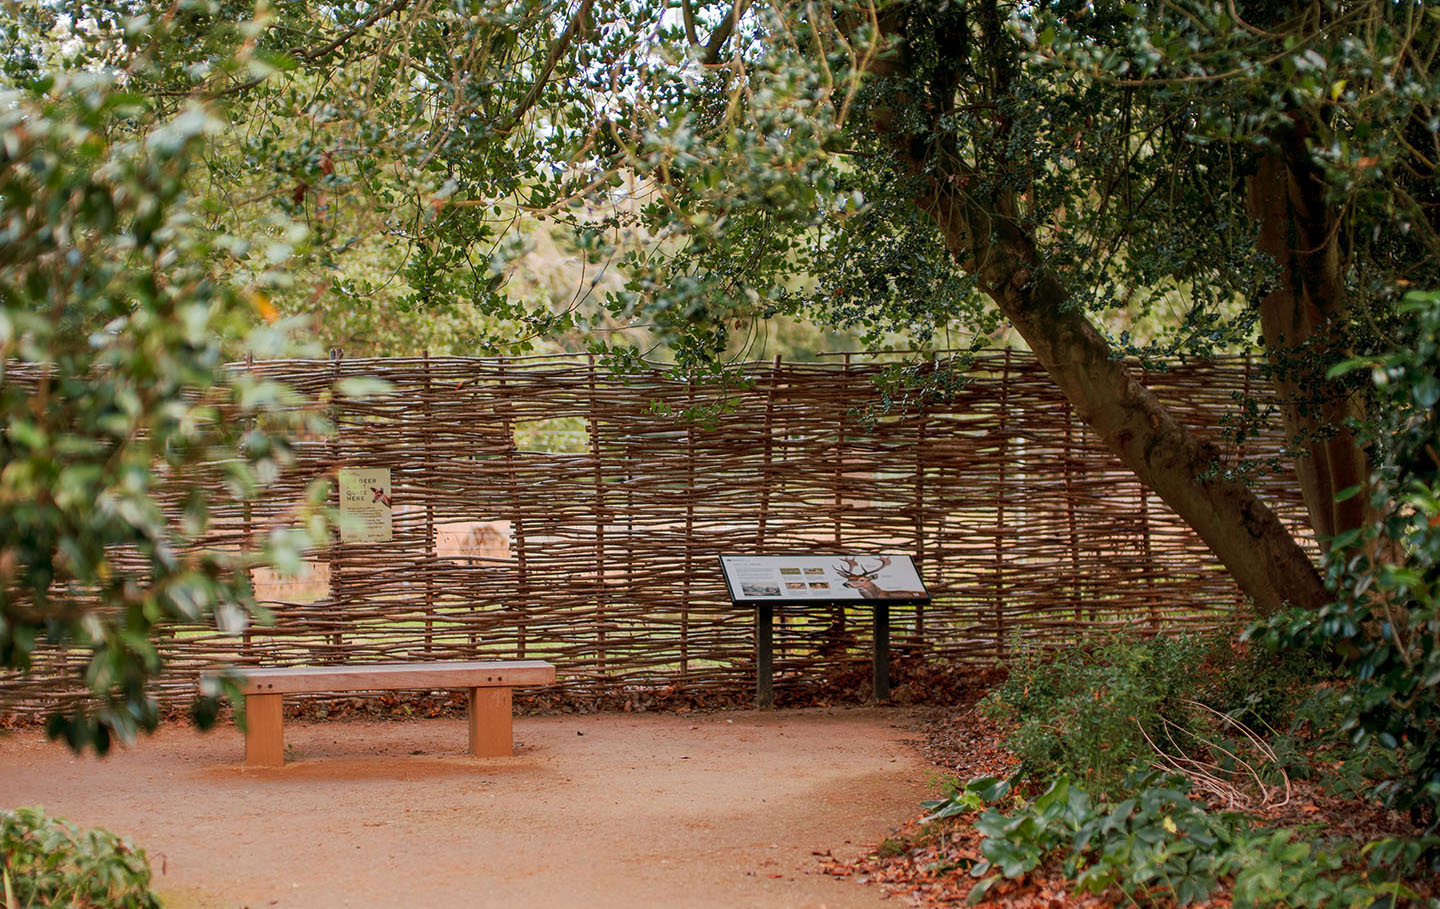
[205,660,556,767]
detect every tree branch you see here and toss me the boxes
[702,0,752,64]
[155,0,414,98]
[505,0,597,131]
[297,0,414,63]
[681,0,701,48]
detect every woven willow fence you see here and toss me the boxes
[2,351,1312,712]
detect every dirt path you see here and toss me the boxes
[0,707,932,908]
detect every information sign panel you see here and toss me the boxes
[718,554,929,606]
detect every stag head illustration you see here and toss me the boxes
[833,556,892,597]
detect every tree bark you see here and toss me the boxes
[1248,148,1369,544]
[913,184,1328,613]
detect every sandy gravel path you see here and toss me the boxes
[0,707,931,908]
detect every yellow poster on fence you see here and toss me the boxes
[338,467,392,542]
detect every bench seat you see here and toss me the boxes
[208,660,556,767]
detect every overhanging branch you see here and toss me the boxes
[505,0,598,131]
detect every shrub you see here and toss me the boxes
[984,631,1330,797]
[1259,289,1440,823]
[984,635,1195,793]
[0,806,160,908]
[933,774,1438,907]
[1191,625,1330,735]
[0,74,332,752]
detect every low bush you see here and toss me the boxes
[1257,290,1440,824]
[981,631,1325,796]
[0,807,161,908]
[927,774,1438,907]
[981,635,1198,793]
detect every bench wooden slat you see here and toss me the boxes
[221,660,556,695]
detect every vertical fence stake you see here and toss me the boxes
[681,376,696,678]
[625,438,636,603]
[759,356,782,657]
[1140,484,1158,632]
[588,354,607,675]
[757,356,779,547]
[1064,401,1082,625]
[1238,352,1253,462]
[832,354,851,643]
[498,358,528,659]
[242,352,255,661]
[326,348,345,663]
[833,355,849,548]
[913,410,928,646]
[993,349,1011,662]
[421,351,436,655]
[1134,361,1160,633]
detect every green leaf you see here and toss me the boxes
[1329,528,1362,551]
[1333,485,1363,503]
[966,876,998,905]
[966,776,1012,803]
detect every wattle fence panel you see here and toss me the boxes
[0,351,1312,713]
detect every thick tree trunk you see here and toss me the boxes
[1248,150,1369,544]
[915,186,1329,613]
[859,6,1327,612]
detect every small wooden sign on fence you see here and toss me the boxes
[338,467,393,542]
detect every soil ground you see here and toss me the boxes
[0,707,934,908]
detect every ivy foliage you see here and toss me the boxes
[954,625,1440,902]
[929,773,1438,907]
[1259,290,1440,821]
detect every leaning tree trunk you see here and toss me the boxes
[858,6,1329,613]
[915,185,1329,614]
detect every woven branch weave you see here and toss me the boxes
[0,350,1311,711]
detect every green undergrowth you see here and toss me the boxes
[981,632,1326,798]
[923,631,1440,905]
[925,773,1438,907]
[0,807,161,908]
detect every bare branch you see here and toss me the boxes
[154,0,415,98]
[298,0,414,63]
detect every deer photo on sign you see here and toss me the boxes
[832,556,929,600]
[338,467,393,543]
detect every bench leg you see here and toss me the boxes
[468,687,513,757]
[246,693,285,767]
